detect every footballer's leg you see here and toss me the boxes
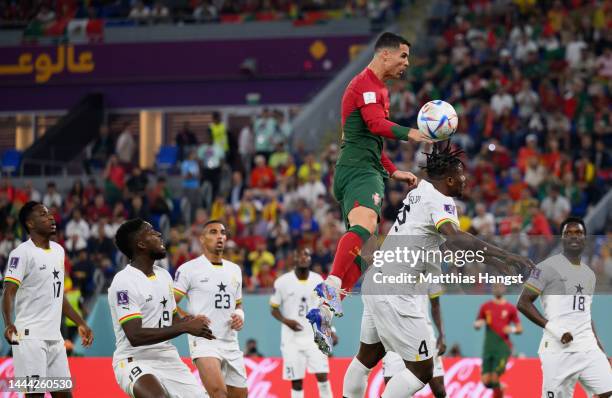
[114,359,169,398]
[344,342,386,398]
[223,349,248,398]
[429,376,446,398]
[307,343,332,398]
[47,340,73,398]
[429,354,447,398]
[132,375,170,398]
[283,344,307,398]
[344,296,386,398]
[195,357,228,398]
[13,339,48,398]
[314,373,332,398]
[577,350,612,398]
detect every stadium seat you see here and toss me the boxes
[1,149,22,176]
[156,145,178,172]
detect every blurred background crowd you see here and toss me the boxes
[0,0,611,314]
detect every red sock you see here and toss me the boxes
[493,387,503,398]
[329,225,371,294]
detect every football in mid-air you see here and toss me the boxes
[417,100,459,141]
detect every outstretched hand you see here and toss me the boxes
[391,170,418,189]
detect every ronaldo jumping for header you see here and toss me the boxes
[307,31,433,354]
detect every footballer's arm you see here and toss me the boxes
[517,287,572,345]
[438,221,534,270]
[2,282,18,345]
[230,302,244,331]
[62,297,94,347]
[271,305,303,332]
[121,316,214,347]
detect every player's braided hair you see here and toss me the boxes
[421,142,464,180]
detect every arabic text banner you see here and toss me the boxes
[0,357,589,397]
[0,37,368,111]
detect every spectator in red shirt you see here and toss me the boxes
[250,155,276,190]
[87,193,112,222]
[517,134,539,173]
[507,168,529,201]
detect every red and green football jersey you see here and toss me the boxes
[477,300,520,351]
[336,68,411,177]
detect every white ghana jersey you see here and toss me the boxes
[108,265,177,363]
[384,179,459,254]
[174,256,242,347]
[525,254,598,353]
[4,239,65,340]
[270,271,324,346]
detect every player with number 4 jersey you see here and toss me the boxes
[519,217,612,398]
[174,220,248,398]
[343,145,534,398]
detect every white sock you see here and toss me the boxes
[382,368,425,398]
[318,380,332,398]
[291,389,304,398]
[343,357,371,398]
[326,275,342,289]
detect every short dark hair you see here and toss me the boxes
[421,142,464,179]
[374,32,411,52]
[560,217,587,235]
[19,201,41,234]
[115,218,145,259]
[203,219,225,230]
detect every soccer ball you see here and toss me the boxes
[417,100,458,141]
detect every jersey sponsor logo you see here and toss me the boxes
[363,91,376,104]
[9,257,19,270]
[443,204,456,215]
[117,290,129,305]
[530,268,541,280]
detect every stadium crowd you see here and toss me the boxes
[0,0,400,27]
[0,0,611,312]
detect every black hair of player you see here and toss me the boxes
[560,217,587,235]
[18,201,41,234]
[203,219,226,230]
[374,32,411,52]
[115,218,145,260]
[421,142,465,180]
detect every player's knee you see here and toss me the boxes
[597,392,611,398]
[291,380,303,390]
[315,373,328,382]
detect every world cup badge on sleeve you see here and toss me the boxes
[117,290,129,305]
[9,257,19,270]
